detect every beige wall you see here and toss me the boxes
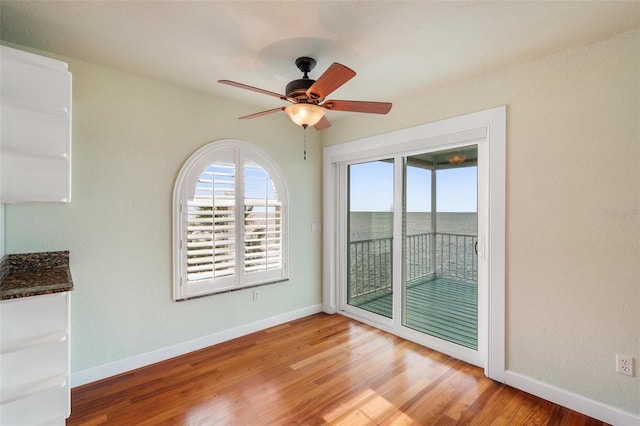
[4,51,323,373]
[323,29,640,415]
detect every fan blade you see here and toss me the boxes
[323,100,392,114]
[239,107,285,120]
[219,80,287,101]
[306,63,356,101]
[314,115,331,130]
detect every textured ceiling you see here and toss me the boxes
[1,1,639,114]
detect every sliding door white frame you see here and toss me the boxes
[322,106,506,381]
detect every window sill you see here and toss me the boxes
[175,278,289,302]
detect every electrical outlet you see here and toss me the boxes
[252,290,260,302]
[616,354,633,376]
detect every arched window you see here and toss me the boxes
[173,140,289,300]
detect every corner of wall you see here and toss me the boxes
[0,203,5,257]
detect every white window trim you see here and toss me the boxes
[173,139,289,301]
[322,106,506,382]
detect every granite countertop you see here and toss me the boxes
[0,251,74,300]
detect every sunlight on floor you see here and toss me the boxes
[322,388,416,425]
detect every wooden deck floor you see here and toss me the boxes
[350,275,478,349]
[66,314,610,425]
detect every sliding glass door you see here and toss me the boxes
[341,146,482,363]
[347,159,394,318]
[403,147,478,350]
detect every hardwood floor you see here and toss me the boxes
[67,313,608,425]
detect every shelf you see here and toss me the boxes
[0,96,69,118]
[0,149,71,203]
[0,330,67,355]
[0,147,69,161]
[0,46,68,73]
[0,373,66,405]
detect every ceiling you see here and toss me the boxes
[1,1,639,116]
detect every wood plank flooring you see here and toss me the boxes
[67,313,608,425]
[351,276,478,349]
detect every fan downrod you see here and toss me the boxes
[295,57,316,78]
[286,57,318,100]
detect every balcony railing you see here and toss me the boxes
[349,232,478,299]
[432,233,478,281]
[348,237,392,299]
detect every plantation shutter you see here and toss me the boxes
[186,162,236,283]
[243,164,283,274]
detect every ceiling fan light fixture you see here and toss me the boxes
[285,103,325,127]
[448,154,467,164]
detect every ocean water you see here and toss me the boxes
[349,212,477,241]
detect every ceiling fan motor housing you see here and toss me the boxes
[286,78,315,102]
[286,56,319,102]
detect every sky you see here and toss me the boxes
[349,160,477,212]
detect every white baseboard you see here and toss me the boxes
[71,304,322,388]
[505,370,639,426]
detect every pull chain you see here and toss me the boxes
[303,124,308,160]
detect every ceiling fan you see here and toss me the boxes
[218,57,392,130]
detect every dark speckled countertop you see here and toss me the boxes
[0,251,74,300]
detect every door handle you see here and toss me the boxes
[475,237,485,258]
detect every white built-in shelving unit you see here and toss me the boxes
[0,292,71,425]
[0,45,72,203]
